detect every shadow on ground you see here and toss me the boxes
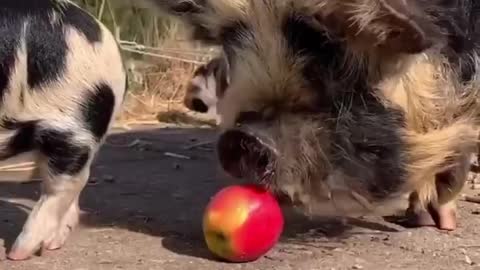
[0,126,401,261]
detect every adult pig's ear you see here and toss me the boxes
[376,0,444,54]
[310,0,445,54]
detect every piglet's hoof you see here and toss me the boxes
[7,248,36,261]
[7,236,44,261]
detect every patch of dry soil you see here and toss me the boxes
[1,126,480,270]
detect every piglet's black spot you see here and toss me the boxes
[7,122,36,156]
[26,14,68,89]
[0,3,25,100]
[81,82,115,141]
[36,129,90,176]
[0,0,103,89]
[0,119,91,176]
[62,3,102,44]
[0,120,37,159]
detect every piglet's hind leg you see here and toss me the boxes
[7,129,92,261]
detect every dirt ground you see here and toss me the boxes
[1,125,480,270]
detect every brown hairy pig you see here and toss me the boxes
[147,0,480,231]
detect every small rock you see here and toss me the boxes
[300,250,314,255]
[370,236,380,242]
[472,210,480,215]
[172,163,182,170]
[103,175,115,183]
[466,255,474,265]
[352,264,363,269]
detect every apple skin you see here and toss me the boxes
[202,184,284,262]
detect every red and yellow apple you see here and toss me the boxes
[202,184,284,262]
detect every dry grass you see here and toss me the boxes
[115,56,218,129]
[120,60,196,120]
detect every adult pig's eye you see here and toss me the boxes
[355,143,386,158]
[236,111,262,124]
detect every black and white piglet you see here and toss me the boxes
[0,0,126,260]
